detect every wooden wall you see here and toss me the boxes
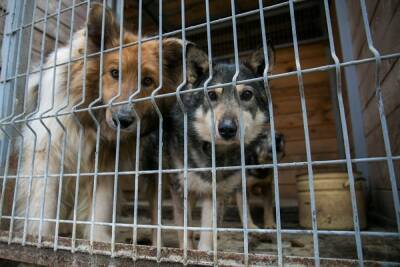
[270,42,339,206]
[345,0,400,224]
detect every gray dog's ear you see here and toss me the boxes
[247,43,275,76]
[162,39,208,86]
[186,43,209,85]
[87,3,119,50]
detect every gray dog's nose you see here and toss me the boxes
[112,108,135,129]
[218,118,237,139]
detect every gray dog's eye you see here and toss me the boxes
[240,90,253,101]
[207,91,218,101]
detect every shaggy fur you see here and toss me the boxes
[13,3,201,242]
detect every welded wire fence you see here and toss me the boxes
[0,0,399,266]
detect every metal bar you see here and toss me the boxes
[110,0,125,257]
[1,154,400,180]
[359,0,400,231]
[288,1,320,265]
[131,0,144,259]
[2,216,400,237]
[53,0,77,251]
[174,0,189,263]
[71,0,92,252]
[2,51,400,126]
[6,0,33,245]
[334,0,369,185]
[149,0,164,262]
[202,0,219,262]
[0,0,22,228]
[257,1,283,266]
[324,1,364,265]
[229,0,250,265]
[88,0,107,252]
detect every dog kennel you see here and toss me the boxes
[0,0,399,266]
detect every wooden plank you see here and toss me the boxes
[274,94,333,116]
[271,82,331,101]
[354,2,400,110]
[348,1,378,60]
[365,105,400,190]
[284,138,338,156]
[277,125,338,142]
[363,59,400,136]
[275,108,334,129]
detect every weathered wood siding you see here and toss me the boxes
[345,0,400,224]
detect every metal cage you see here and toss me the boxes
[0,0,399,266]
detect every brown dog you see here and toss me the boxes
[13,3,206,243]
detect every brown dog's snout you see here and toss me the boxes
[218,117,237,140]
[111,106,136,129]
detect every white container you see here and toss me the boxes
[297,172,367,230]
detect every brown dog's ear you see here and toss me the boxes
[163,39,209,86]
[87,3,119,50]
[247,43,275,76]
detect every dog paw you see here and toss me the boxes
[263,222,276,229]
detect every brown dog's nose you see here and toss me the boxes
[112,108,135,129]
[218,118,237,139]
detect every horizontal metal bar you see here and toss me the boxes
[1,51,399,126]
[1,155,399,180]
[1,217,399,238]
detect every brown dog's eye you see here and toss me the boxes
[110,69,119,79]
[208,91,217,101]
[142,77,154,87]
[240,90,253,101]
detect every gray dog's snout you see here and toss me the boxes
[218,118,237,140]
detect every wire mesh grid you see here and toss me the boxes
[0,0,399,266]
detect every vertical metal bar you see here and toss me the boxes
[288,1,320,265]
[21,0,50,246]
[175,0,189,263]
[149,0,164,262]
[53,0,76,251]
[110,0,124,257]
[359,0,400,231]
[7,0,32,244]
[11,0,38,245]
[334,0,369,183]
[88,0,107,252]
[324,1,365,265]
[201,0,217,265]
[0,0,21,227]
[229,0,249,265]
[257,1,283,266]
[132,0,143,259]
[71,0,91,253]
[37,0,63,247]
